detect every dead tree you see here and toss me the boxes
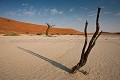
[46,23,55,36]
[70,7,102,74]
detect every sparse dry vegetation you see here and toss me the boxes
[3,32,20,36]
[36,32,42,35]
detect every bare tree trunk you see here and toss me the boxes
[46,23,51,36]
[70,7,102,74]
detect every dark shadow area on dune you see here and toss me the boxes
[17,46,71,73]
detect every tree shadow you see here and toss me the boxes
[17,47,71,73]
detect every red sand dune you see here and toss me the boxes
[0,17,83,35]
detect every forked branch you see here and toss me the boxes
[70,7,102,74]
[82,21,88,54]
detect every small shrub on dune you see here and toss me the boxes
[3,32,20,36]
[36,33,42,35]
[56,33,59,35]
[25,32,30,34]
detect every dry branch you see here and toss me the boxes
[70,7,102,74]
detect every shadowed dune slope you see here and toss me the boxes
[0,17,83,35]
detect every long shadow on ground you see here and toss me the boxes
[17,47,71,73]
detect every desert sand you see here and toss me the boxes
[0,35,120,80]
